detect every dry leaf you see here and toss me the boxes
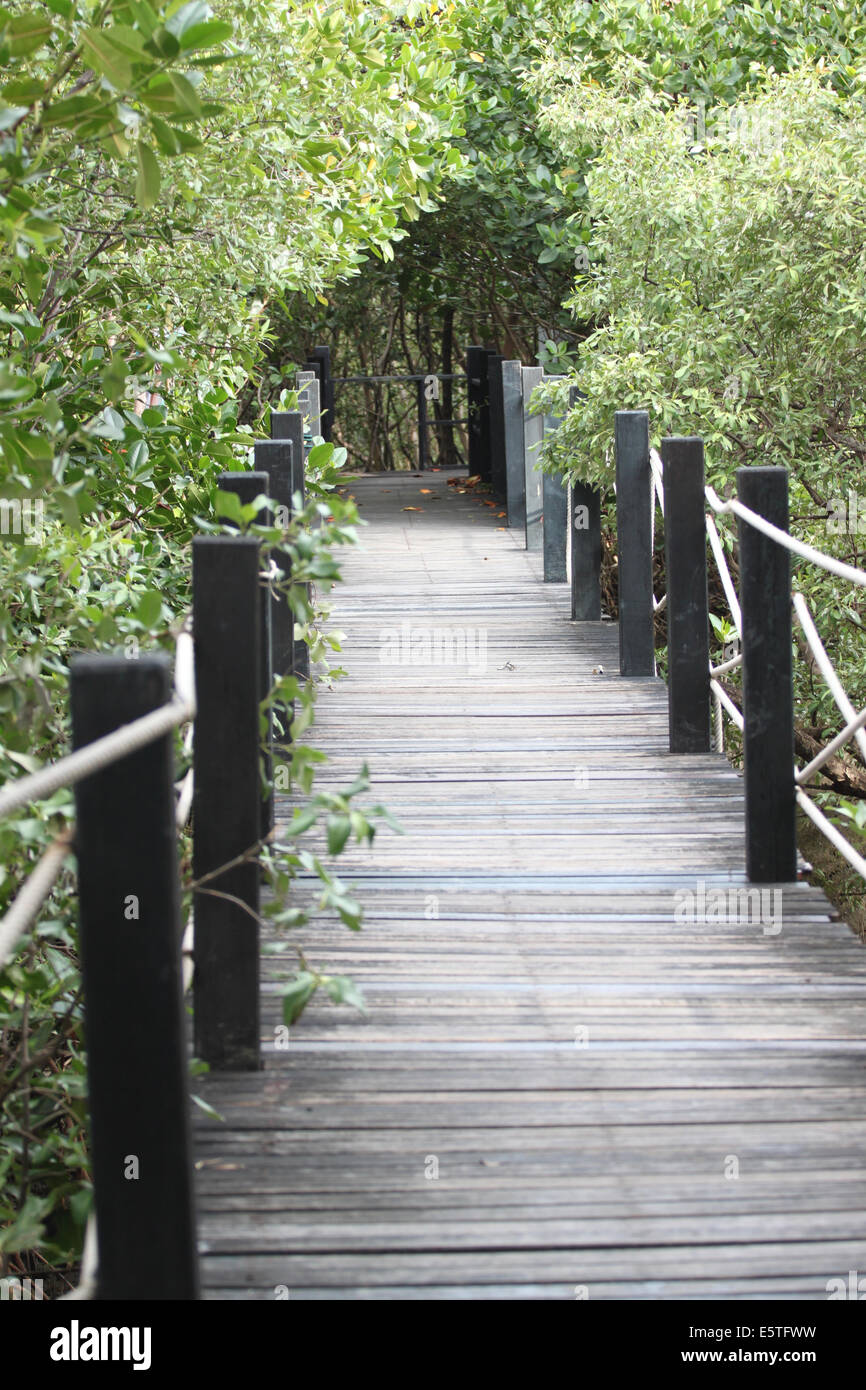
[419,488,432,494]
[402,506,423,512]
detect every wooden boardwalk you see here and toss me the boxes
[194,471,866,1300]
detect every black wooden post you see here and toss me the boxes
[70,653,199,1299]
[416,376,428,471]
[738,466,797,882]
[662,436,710,752]
[192,536,262,1070]
[270,410,305,502]
[522,365,544,552]
[488,354,507,501]
[466,346,490,483]
[542,385,568,583]
[254,440,294,680]
[270,410,309,679]
[310,345,333,442]
[615,410,654,674]
[571,485,601,620]
[569,386,601,620]
[502,360,526,530]
[480,348,496,485]
[218,471,273,844]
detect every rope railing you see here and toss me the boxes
[0,626,195,825]
[0,622,195,971]
[642,439,866,883]
[705,485,866,588]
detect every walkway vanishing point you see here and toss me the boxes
[193,469,866,1301]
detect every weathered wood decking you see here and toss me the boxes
[194,471,866,1300]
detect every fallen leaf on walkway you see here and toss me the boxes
[419,488,432,494]
[497,511,506,517]
[402,506,423,512]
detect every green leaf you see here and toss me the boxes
[135,589,163,628]
[214,487,243,523]
[326,813,351,856]
[0,1194,52,1253]
[135,141,160,209]
[282,971,317,1026]
[166,1,210,38]
[284,807,319,837]
[307,442,334,468]
[179,19,233,51]
[4,13,53,58]
[322,974,366,1013]
[168,72,201,117]
[81,28,135,89]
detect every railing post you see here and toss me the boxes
[218,471,273,844]
[466,346,491,483]
[309,344,333,442]
[502,360,526,530]
[522,365,544,552]
[270,410,309,679]
[487,354,506,501]
[570,387,601,621]
[192,536,262,1070]
[254,440,294,681]
[297,371,321,457]
[738,466,797,883]
[615,410,653,672]
[416,376,429,471]
[70,653,199,1299]
[662,436,710,751]
[542,382,568,582]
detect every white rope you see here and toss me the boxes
[181,912,194,994]
[710,677,744,731]
[705,513,742,633]
[649,446,665,515]
[710,651,743,678]
[712,685,724,753]
[175,767,194,830]
[705,486,866,587]
[174,628,195,710]
[59,1214,98,1301]
[0,697,193,823]
[792,592,866,766]
[795,702,866,785]
[0,834,73,970]
[797,788,866,881]
[653,591,667,614]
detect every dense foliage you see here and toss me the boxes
[3,0,866,1290]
